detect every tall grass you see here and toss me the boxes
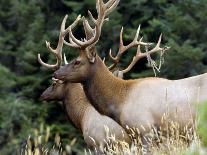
[19,120,206,155]
[19,102,207,155]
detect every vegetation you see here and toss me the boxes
[0,0,207,154]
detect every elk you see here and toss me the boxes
[52,0,207,143]
[38,15,131,151]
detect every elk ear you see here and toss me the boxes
[86,48,96,63]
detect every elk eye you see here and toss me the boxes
[74,60,81,66]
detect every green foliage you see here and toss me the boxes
[156,0,207,78]
[0,65,17,91]
[0,0,207,154]
[198,102,207,147]
[0,95,45,154]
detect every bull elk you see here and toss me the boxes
[52,0,207,143]
[38,15,130,151]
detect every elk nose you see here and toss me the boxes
[40,94,45,101]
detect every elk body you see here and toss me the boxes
[55,54,207,133]
[40,81,131,150]
[51,0,207,140]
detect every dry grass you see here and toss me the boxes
[20,119,207,155]
[98,121,199,155]
[20,124,76,155]
[20,98,207,155]
[85,110,202,155]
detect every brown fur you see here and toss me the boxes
[54,53,149,124]
[54,51,206,137]
[41,82,89,130]
[82,56,136,122]
[64,83,89,130]
[41,81,131,149]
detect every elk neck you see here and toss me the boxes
[83,56,135,123]
[63,82,90,131]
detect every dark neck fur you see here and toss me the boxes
[83,56,133,122]
[63,83,90,130]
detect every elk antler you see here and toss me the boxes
[121,35,169,74]
[108,25,153,70]
[82,17,94,40]
[64,0,120,50]
[108,26,169,76]
[38,15,81,70]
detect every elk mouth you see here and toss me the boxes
[40,92,50,101]
[52,77,64,84]
[53,72,67,82]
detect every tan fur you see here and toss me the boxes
[41,82,131,149]
[84,56,207,134]
[83,56,135,122]
[54,53,207,137]
[64,83,89,130]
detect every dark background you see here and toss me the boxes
[0,0,207,154]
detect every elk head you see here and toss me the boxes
[38,14,69,100]
[53,0,168,83]
[53,0,120,82]
[40,79,64,101]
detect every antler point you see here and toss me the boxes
[65,14,68,19]
[45,41,50,46]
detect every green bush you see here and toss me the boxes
[198,102,207,147]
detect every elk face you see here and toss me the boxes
[54,49,96,83]
[40,80,64,101]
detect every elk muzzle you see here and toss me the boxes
[53,66,68,81]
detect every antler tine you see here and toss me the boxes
[138,34,163,58]
[38,15,71,70]
[121,45,142,74]
[108,25,152,70]
[64,34,80,48]
[64,15,82,48]
[38,40,62,69]
[66,0,120,50]
[108,26,124,67]
[63,53,69,65]
[120,34,168,74]
[105,0,120,16]
[83,17,94,40]
[88,10,97,24]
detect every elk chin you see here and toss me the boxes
[40,93,57,102]
[40,87,54,101]
[40,94,49,101]
[53,73,66,82]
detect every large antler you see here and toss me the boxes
[64,0,120,50]
[108,26,153,70]
[38,15,81,70]
[108,26,169,76]
[121,35,169,74]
